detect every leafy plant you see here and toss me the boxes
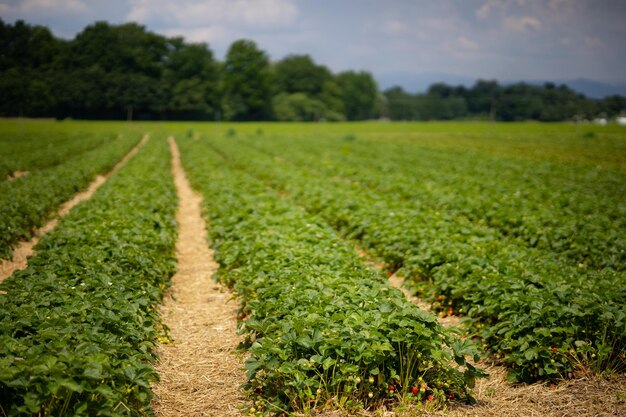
[177,136,485,414]
[0,132,141,260]
[0,135,177,416]
[199,131,625,384]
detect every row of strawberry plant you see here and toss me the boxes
[204,134,625,383]
[235,133,625,271]
[0,133,140,260]
[0,130,115,180]
[345,137,625,271]
[176,136,484,415]
[0,135,177,416]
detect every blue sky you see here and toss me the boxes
[2,0,625,87]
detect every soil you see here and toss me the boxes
[7,170,28,181]
[150,138,247,417]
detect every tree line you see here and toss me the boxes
[383,81,625,122]
[1,19,624,122]
[0,20,377,121]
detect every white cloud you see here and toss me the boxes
[439,35,481,62]
[0,0,86,14]
[2,0,625,83]
[476,0,500,19]
[163,26,229,44]
[502,15,541,32]
[476,0,548,27]
[127,0,297,28]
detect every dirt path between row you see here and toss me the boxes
[151,138,246,417]
[0,134,149,282]
[7,170,28,182]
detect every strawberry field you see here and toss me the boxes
[0,120,624,416]
[0,126,141,260]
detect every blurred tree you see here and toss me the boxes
[0,20,62,116]
[319,80,345,118]
[336,71,378,120]
[425,84,468,119]
[160,38,220,119]
[272,93,326,121]
[384,86,416,120]
[599,95,626,117]
[274,54,331,96]
[466,79,499,118]
[222,39,272,121]
[271,54,348,120]
[68,21,166,76]
[0,18,623,121]
[59,21,168,118]
[0,20,61,70]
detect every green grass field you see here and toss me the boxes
[5,118,623,166]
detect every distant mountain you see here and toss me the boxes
[375,72,626,99]
[550,78,626,99]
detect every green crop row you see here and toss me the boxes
[0,131,115,179]
[236,133,625,271]
[0,133,140,260]
[201,133,626,383]
[176,136,485,415]
[0,136,177,416]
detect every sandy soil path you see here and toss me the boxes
[151,137,246,417]
[0,134,149,282]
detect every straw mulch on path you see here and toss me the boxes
[151,138,247,417]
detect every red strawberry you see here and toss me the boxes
[411,386,419,395]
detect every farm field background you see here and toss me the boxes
[0,119,625,416]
